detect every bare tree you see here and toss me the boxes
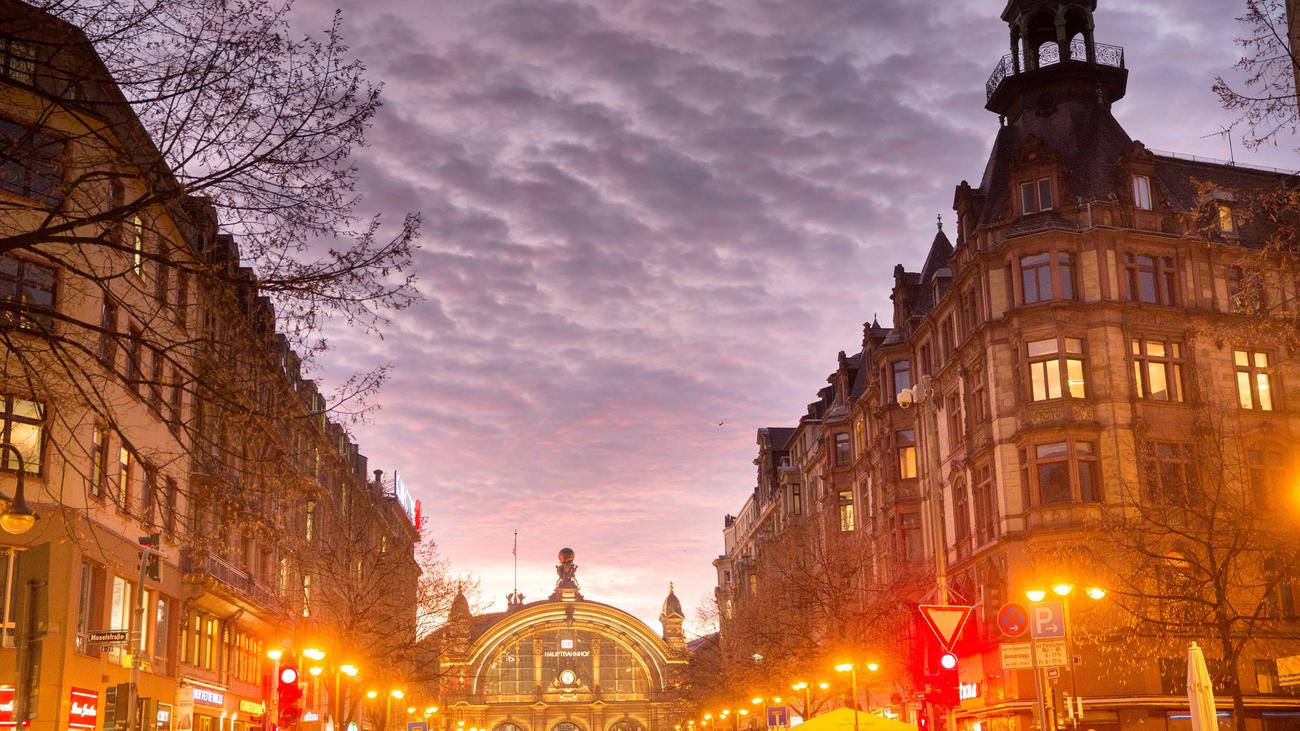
[1087,403,1300,731]
[1214,0,1299,149]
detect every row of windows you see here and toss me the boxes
[881,339,1276,417]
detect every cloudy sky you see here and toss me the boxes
[294,0,1298,632]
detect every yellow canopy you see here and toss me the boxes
[796,708,916,731]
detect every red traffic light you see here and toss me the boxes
[939,652,957,670]
[279,667,299,684]
[278,659,304,726]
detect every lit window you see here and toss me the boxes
[973,464,997,543]
[1234,350,1273,411]
[1131,338,1184,402]
[897,430,917,479]
[1132,174,1152,210]
[302,574,312,618]
[305,501,316,541]
[1026,337,1086,401]
[1217,203,1236,234]
[0,396,43,474]
[116,447,135,511]
[132,216,144,276]
[838,490,855,532]
[791,483,802,516]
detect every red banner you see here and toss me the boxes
[68,688,99,730]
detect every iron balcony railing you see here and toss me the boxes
[986,39,1125,100]
[181,547,279,607]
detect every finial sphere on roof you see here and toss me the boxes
[559,547,575,562]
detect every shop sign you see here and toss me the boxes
[304,712,321,722]
[158,702,174,731]
[192,688,224,707]
[958,682,980,701]
[69,688,100,730]
[239,701,265,715]
[1,685,14,729]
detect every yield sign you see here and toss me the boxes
[919,604,973,650]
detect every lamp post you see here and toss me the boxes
[1024,584,1106,731]
[0,443,38,534]
[835,664,859,731]
[385,689,405,731]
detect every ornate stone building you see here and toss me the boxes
[717,2,1300,731]
[436,550,690,731]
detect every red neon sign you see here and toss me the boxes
[68,688,99,730]
[1,685,15,729]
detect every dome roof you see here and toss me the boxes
[661,582,684,618]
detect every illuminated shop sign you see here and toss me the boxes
[0,685,13,729]
[69,688,99,730]
[193,688,225,706]
[304,712,321,722]
[959,682,980,701]
[239,701,265,715]
[393,471,417,528]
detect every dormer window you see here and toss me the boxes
[1021,177,1053,214]
[1217,203,1237,234]
[1132,174,1152,210]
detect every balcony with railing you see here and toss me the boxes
[986,39,1125,101]
[181,547,280,611]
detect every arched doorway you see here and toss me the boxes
[495,724,527,731]
[608,719,644,731]
[551,722,583,731]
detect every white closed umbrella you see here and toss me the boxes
[1188,641,1219,731]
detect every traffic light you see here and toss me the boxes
[138,534,161,581]
[277,660,303,726]
[935,653,960,708]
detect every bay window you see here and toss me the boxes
[1026,336,1086,401]
[1024,440,1100,506]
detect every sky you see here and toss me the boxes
[292,0,1300,634]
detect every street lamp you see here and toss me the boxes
[835,663,859,731]
[0,443,38,534]
[1025,584,1106,729]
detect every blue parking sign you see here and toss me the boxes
[408,723,429,731]
[1029,601,1066,638]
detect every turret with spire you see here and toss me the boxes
[659,582,686,653]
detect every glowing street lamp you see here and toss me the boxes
[1025,589,1047,602]
[367,691,378,700]
[267,648,284,661]
[303,648,327,661]
[1052,583,1075,597]
[835,663,860,731]
[0,444,38,534]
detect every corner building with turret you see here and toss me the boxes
[716,2,1300,731]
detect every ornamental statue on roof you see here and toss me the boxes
[550,546,582,600]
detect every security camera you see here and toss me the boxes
[897,388,915,409]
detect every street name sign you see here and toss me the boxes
[997,603,1029,638]
[88,630,129,644]
[1278,654,1300,687]
[919,604,973,650]
[1029,601,1066,639]
[1035,639,1068,667]
[1000,642,1033,669]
